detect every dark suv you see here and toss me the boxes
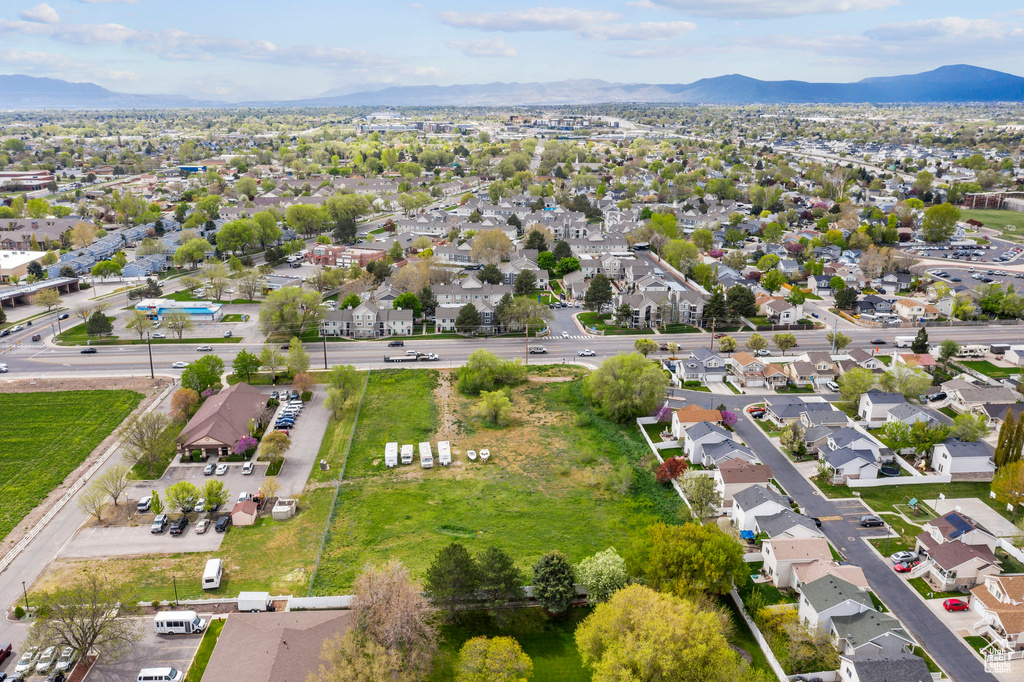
[388,340,404,347]
[215,516,231,532]
[169,516,189,535]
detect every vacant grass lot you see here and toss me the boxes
[962,208,1024,237]
[0,390,143,541]
[312,368,682,594]
[577,312,653,335]
[960,360,1017,379]
[817,479,1007,520]
[55,317,119,345]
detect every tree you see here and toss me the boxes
[537,251,556,273]
[259,430,291,463]
[286,203,325,236]
[760,269,786,293]
[181,355,224,394]
[909,421,951,461]
[170,388,200,421]
[552,240,572,261]
[726,285,757,317]
[837,367,876,404]
[287,338,310,375]
[32,287,62,313]
[627,522,746,597]
[513,269,536,295]
[216,218,255,254]
[921,203,961,242]
[584,273,613,312]
[772,332,797,355]
[258,287,324,335]
[477,546,526,610]
[703,288,729,325]
[583,353,670,423]
[456,637,533,682]
[834,287,858,311]
[458,350,527,395]
[164,310,194,339]
[455,303,482,334]
[417,286,438,318]
[27,575,143,663]
[682,472,722,518]
[780,421,807,458]
[71,221,99,248]
[473,390,514,426]
[718,336,737,354]
[174,238,213,268]
[232,349,262,382]
[995,411,1024,468]
[613,302,633,328]
[951,413,990,442]
[692,228,713,251]
[77,482,107,522]
[745,334,768,353]
[350,559,439,678]
[938,339,960,366]
[576,548,628,605]
[657,456,689,484]
[533,551,576,614]
[96,463,130,507]
[259,346,286,382]
[310,631,415,682]
[826,331,851,352]
[201,479,228,509]
[424,543,480,621]
[634,338,658,357]
[470,229,513,264]
[478,263,503,285]
[993,462,1024,520]
[524,229,548,252]
[911,327,929,354]
[85,310,113,336]
[124,309,154,340]
[393,292,422,319]
[880,365,931,401]
[164,480,200,514]
[575,585,749,682]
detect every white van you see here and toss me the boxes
[138,668,183,682]
[154,611,207,635]
[419,441,433,469]
[203,558,223,590]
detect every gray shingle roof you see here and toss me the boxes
[843,654,932,682]
[754,509,820,538]
[864,389,906,405]
[937,439,994,459]
[831,611,911,649]
[685,420,730,442]
[800,575,873,612]
[733,484,788,512]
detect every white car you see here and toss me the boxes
[215,463,228,475]
[15,648,38,674]
[55,646,76,672]
[172,361,187,369]
[579,349,596,357]
[562,331,569,338]
[10,324,24,332]
[242,461,255,475]
[194,497,207,513]
[197,345,213,352]
[36,646,57,673]
[891,551,917,564]
[195,519,211,534]
[152,332,166,339]
[755,349,771,356]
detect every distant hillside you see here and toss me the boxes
[0,74,213,110]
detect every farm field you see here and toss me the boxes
[0,390,143,541]
[311,367,682,594]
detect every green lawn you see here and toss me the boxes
[962,208,1024,238]
[55,317,119,345]
[576,312,653,335]
[912,646,942,674]
[939,407,958,418]
[964,635,992,656]
[868,513,925,555]
[308,376,365,484]
[220,314,247,323]
[0,390,144,541]
[907,577,964,600]
[311,370,682,593]
[737,562,798,606]
[960,360,1018,379]
[818,480,1006,519]
[164,290,254,305]
[997,548,1024,574]
[129,421,184,480]
[184,617,225,682]
[661,324,701,333]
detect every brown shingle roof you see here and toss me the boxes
[177,382,268,450]
[674,404,722,424]
[971,583,1024,635]
[717,459,772,484]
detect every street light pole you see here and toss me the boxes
[322,330,328,370]
[172,575,179,606]
[22,581,29,610]
[146,331,154,380]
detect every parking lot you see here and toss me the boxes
[86,617,206,682]
[61,521,226,558]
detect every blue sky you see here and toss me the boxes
[1,0,1023,101]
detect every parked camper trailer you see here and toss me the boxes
[957,345,987,358]
[438,441,451,466]
[419,441,433,469]
[400,444,414,465]
[154,611,207,635]
[385,442,398,468]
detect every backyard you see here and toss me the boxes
[959,360,1018,379]
[0,390,144,541]
[311,367,683,593]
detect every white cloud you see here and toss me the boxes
[865,17,1023,42]
[611,46,690,59]
[647,0,898,19]
[447,38,518,57]
[0,47,86,69]
[20,3,59,24]
[626,0,658,7]
[436,7,618,31]
[580,21,696,40]
[78,0,139,4]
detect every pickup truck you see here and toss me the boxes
[528,346,548,354]
[384,353,439,362]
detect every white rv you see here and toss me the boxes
[202,558,222,590]
[419,441,433,469]
[438,441,451,466]
[154,611,207,635]
[400,444,414,465]
[385,442,398,468]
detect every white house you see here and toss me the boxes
[970,575,1024,652]
[857,389,907,427]
[798,575,874,630]
[931,439,996,482]
[829,611,914,657]
[680,421,732,466]
[837,654,932,682]
[732,485,789,532]
[714,460,772,507]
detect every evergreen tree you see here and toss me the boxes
[85,310,113,336]
[493,293,512,332]
[524,230,547,252]
[911,327,929,354]
[477,547,526,609]
[532,551,576,614]
[552,240,572,261]
[995,411,1014,468]
[726,285,757,317]
[424,542,480,621]
[479,263,503,285]
[703,288,729,325]
[417,286,438,318]
[455,303,481,334]
[1012,415,1024,467]
[584,274,614,313]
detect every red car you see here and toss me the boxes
[944,598,970,612]
[894,561,918,573]
[714,333,727,338]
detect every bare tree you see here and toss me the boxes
[237,268,264,302]
[120,412,171,477]
[77,483,107,522]
[27,574,143,662]
[95,463,131,506]
[164,310,194,339]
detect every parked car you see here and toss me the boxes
[578,349,596,357]
[204,463,215,475]
[242,462,255,475]
[195,519,211,534]
[891,551,917,563]
[36,647,56,674]
[860,515,884,527]
[929,392,947,402]
[152,332,166,339]
[894,561,919,573]
[270,391,279,400]
[215,516,231,532]
[943,598,970,612]
[172,361,187,369]
[46,671,66,682]
[237,492,253,503]
[194,498,207,513]
[825,381,839,392]
[197,345,213,352]
[215,463,228,475]
[289,390,300,400]
[54,647,75,673]
[136,497,152,513]
[15,648,38,674]
[80,347,97,354]
[388,340,404,347]
[0,642,12,666]
[169,516,188,535]
[151,514,168,533]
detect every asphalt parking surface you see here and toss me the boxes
[86,617,205,682]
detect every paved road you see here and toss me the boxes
[708,390,998,682]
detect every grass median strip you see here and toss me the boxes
[183,617,224,682]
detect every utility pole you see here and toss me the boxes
[146,331,154,380]
[322,330,328,370]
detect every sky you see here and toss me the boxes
[1,0,1023,101]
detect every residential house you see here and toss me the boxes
[764,397,840,428]
[858,389,907,427]
[893,298,939,321]
[732,484,789,532]
[764,297,804,324]
[830,611,914,657]
[176,383,271,459]
[821,447,880,482]
[754,509,825,541]
[679,347,727,384]
[914,511,1000,591]
[320,303,413,339]
[714,460,772,508]
[792,561,869,591]
[837,654,932,682]
[838,348,887,374]
[942,379,1019,415]
[762,537,832,589]
[896,353,937,371]
[729,352,766,388]
[670,405,722,439]
[931,439,996,481]
[825,427,885,461]
[798,575,874,630]
[763,363,790,389]
[970,575,1024,652]
[699,439,759,468]
[680,420,731,465]
[885,403,940,427]
[855,294,893,317]
[786,352,836,388]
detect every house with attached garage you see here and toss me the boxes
[754,509,825,541]
[679,420,734,465]
[763,397,840,428]
[792,561,869,592]
[762,537,832,588]
[732,484,789,532]
[729,352,766,388]
[798,575,875,630]
[698,439,759,468]
[670,405,722,439]
[858,389,907,427]
[837,348,887,374]
[969,575,1024,652]
[820,447,880,482]
[829,611,914,657]
[893,298,939,321]
[941,379,1019,415]
[680,347,727,384]
[885,403,940,427]
[913,511,1000,591]
[930,439,996,481]
[714,460,772,508]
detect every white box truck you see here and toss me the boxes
[400,444,413,465]
[202,558,222,590]
[237,591,272,612]
[419,441,433,469]
[438,441,451,466]
[154,611,207,635]
[385,442,398,468]
[894,336,915,348]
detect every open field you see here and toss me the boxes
[311,367,682,593]
[962,208,1024,237]
[0,390,144,542]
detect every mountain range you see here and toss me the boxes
[2,65,1023,110]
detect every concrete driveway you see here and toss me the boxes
[61,522,225,558]
[929,498,1020,537]
[922,596,980,636]
[269,388,329,497]
[87,616,206,682]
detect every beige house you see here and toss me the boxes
[714,459,772,507]
[893,298,939,321]
[792,560,869,591]
[763,537,833,589]
[971,575,1024,652]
